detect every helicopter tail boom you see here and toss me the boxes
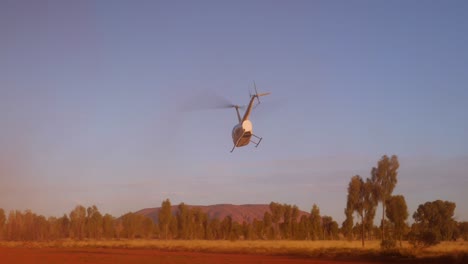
[242,82,270,123]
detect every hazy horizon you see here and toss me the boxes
[1,1,467,224]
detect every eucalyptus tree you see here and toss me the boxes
[346,175,377,246]
[371,155,399,242]
[70,205,86,240]
[159,199,173,239]
[0,208,5,239]
[386,195,408,246]
[411,200,456,246]
[309,204,321,240]
[269,202,283,239]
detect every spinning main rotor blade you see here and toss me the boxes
[180,90,244,111]
[219,104,246,109]
[209,95,245,110]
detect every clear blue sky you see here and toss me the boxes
[1,0,467,224]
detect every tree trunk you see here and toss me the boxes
[361,217,365,247]
[381,202,385,241]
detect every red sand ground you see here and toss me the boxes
[0,247,376,264]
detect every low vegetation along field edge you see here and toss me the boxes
[1,240,467,263]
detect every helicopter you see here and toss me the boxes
[224,83,270,152]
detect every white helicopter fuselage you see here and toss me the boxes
[232,120,253,147]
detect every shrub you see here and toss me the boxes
[380,239,396,250]
[409,230,440,247]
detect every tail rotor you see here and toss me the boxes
[254,81,260,104]
[251,81,271,108]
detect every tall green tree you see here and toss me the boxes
[346,175,377,246]
[298,215,310,240]
[458,221,468,241]
[342,206,354,240]
[70,205,86,240]
[263,211,273,239]
[221,215,233,240]
[346,175,365,246]
[176,203,189,239]
[192,208,207,239]
[86,205,103,239]
[241,221,253,240]
[119,213,152,239]
[0,208,5,240]
[47,217,60,240]
[121,212,137,238]
[114,218,124,239]
[252,219,264,240]
[34,215,48,240]
[281,204,292,239]
[6,210,21,240]
[309,204,321,240]
[291,205,300,239]
[386,195,408,246]
[321,216,335,239]
[159,199,172,239]
[322,216,339,240]
[102,214,115,239]
[371,155,399,242]
[59,214,70,238]
[410,200,456,246]
[363,179,377,240]
[207,218,221,240]
[330,220,340,240]
[269,202,283,239]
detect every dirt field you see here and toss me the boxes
[0,247,378,264]
[1,240,466,264]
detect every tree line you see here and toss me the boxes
[0,155,466,245]
[343,155,466,248]
[0,201,341,241]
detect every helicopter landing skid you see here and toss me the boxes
[230,132,263,153]
[250,134,262,148]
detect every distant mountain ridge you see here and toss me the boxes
[135,204,309,224]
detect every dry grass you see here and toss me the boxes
[1,240,467,262]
